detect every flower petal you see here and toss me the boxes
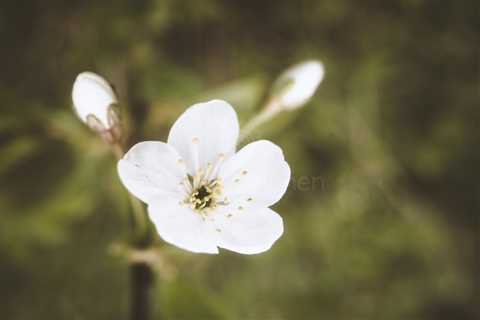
[167,100,239,175]
[215,207,283,254]
[117,141,187,203]
[148,197,219,254]
[218,140,291,209]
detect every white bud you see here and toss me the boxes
[273,60,325,110]
[72,71,118,129]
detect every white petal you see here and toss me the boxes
[218,140,291,209]
[117,141,187,203]
[72,72,117,128]
[167,100,239,175]
[215,207,283,254]
[148,197,219,254]
[274,60,324,110]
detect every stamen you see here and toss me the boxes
[180,176,192,194]
[217,196,230,206]
[224,167,251,185]
[190,137,200,173]
[205,153,225,181]
[200,162,213,185]
[192,168,204,189]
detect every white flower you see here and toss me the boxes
[118,100,291,254]
[273,60,324,110]
[72,72,118,129]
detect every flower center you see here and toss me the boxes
[188,179,222,212]
[177,141,230,215]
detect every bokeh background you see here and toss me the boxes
[0,0,478,319]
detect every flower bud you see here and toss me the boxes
[272,60,324,110]
[72,71,118,130]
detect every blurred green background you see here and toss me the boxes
[0,0,478,319]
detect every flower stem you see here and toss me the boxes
[239,99,281,143]
[128,193,149,243]
[130,262,153,320]
[112,141,153,320]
